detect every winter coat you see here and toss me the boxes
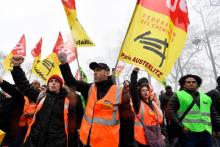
[0,80,24,146]
[59,63,135,147]
[166,90,220,134]
[11,66,83,147]
[207,86,220,115]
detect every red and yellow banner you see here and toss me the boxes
[31,38,42,75]
[61,0,95,47]
[118,0,189,81]
[34,34,62,82]
[34,53,61,82]
[3,34,26,71]
[53,33,77,63]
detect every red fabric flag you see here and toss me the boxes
[53,32,77,63]
[138,0,189,31]
[61,0,76,9]
[53,32,64,54]
[31,38,42,57]
[11,34,26,56]
[61,40,77,63]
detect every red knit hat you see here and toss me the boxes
[47,75,64,87]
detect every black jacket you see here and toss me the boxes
[166,90,220,133]
[11,66,82,147]
[0,80,24,146]
[207,87,220,115]
[59,63,134,147]
[130,70,155,114]
[159,92,173,114]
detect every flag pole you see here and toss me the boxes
[28,69,33,81]
[114,1,139,69]
[75,47,82,80]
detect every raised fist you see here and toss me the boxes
[11,55,24,66]
[58,52,68,64]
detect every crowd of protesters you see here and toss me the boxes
[0,52,220,147]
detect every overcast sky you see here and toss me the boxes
[0,0,136,63]
[1,0,211,91]
[0,0,138,81]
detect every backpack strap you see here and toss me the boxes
[178,96,196,122]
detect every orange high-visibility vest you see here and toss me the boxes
[80,84,122,147]
[134,101,163,145]
[24,94,69,147]
[19,96,36,127]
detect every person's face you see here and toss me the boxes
[140,86,150,100]
[183,77,198,91]
[48,79,61,93]
[166,88,172,93]
[123,80,130,91]
[93,67,109,82]
[31,80,40,90]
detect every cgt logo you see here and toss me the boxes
[166,0,188,12]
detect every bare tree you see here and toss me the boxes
[189,0,220,80]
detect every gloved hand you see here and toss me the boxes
[58,52,68,64]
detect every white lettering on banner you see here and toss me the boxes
[14,43,25,55]
[57,43,76,62]
[166,0,187,13]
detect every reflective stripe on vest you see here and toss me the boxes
[182,118,212,126]
[83,85,121,126]
[135,102,145,127]
[177,90,212,134]
[24,94,69,147]
[178,111,210,117]
[80,84,121,147]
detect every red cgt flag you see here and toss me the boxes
[61,0,76,9]
[61,40,77,63]
[31,38,42,57]
[138,0,189,31]
[53,32,64,54]
[11,34,26,56]
[53,32,77,63]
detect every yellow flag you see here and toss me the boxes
[32,56,41,75]
[3,34,26,71]
[118,0,189,81]
[0,130,6,145]
[2,53,13,71]
[34,53,61,82]
[61,0,95,47]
